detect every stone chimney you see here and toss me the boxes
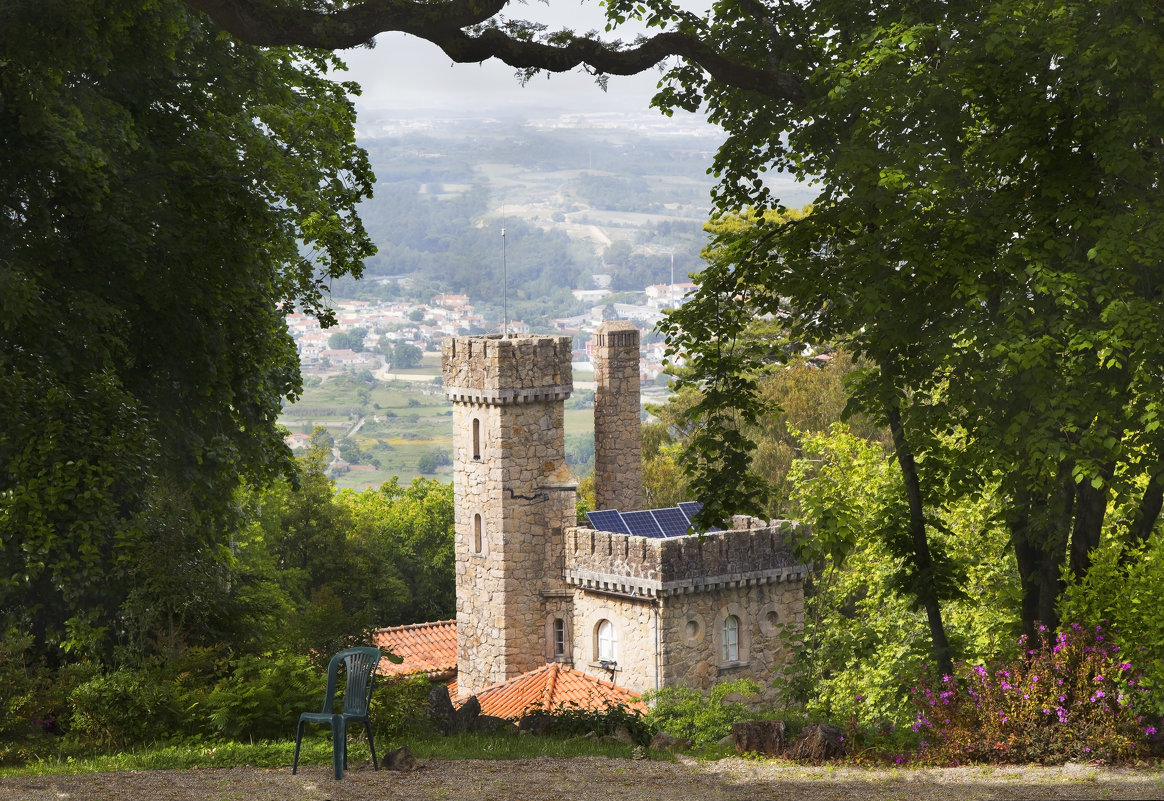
[592,321,642,511]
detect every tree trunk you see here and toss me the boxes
[885,401,954,677]
[1123,467,1163,563]
[1069,476,1109,580]
[1008,464,1073,643]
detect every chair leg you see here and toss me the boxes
[292,720,305,775]
[365,721,378,770]
[332,716,345,780]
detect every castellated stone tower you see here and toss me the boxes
[442,335,578,697]
[592,321,642,512]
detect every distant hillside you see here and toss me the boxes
[331,116,733,323]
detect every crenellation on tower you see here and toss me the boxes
[445,334,577,697]
[442,325,806,704]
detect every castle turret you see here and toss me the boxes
[592,321,642,512]
[442,334,577,695]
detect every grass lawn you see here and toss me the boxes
[0,733,646,778]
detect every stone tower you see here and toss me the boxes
[592,321,642,512]
[442,334,577,696]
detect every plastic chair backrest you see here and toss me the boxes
[320,647,381,717]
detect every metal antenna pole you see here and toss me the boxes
[501,224,508,339]
[670,253,675,306]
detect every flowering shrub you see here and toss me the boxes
[909,624,1157,764]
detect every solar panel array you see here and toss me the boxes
[585,509,629,535]
[585,503,720,538]
[621,510,664,538]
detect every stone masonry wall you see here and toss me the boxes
[571,591,658,695]
[657,581,803,699]
[564,523,808,595]
[446,335,576,697]
[592,321,642,512]
[443,334,572,404]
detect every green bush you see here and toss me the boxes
[530,699,650,745]
[70,667,181,748]
[644,679,768,746]
[369,675,434,743]
[202,652,323,741]
[910,624,1157,765]
[0,633,44,744]
[1060,539,1164,720]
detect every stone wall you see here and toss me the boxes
[571,591,659,695]
[563,523,809,597]
[442,334,572,405]
[657,581,803,698]
[446,334,577,697]
[592,321,642,512]
[564,521,808,697]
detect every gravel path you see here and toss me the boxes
[3,756,1164,801]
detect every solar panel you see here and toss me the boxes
[621,510,665,538]
[677,501,722,533]
[651,507,692,538]
[586,509,630,534]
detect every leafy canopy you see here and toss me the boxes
[0,0,374,660]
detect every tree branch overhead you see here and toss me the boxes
[183,0,805,102]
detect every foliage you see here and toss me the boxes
[910,625,1156,765]
[1060,537,1164,719]
[368,675,435,743]
[69,667,182,749]
[529,699,651,745]
[643,679,768,747]
[778,426,1020,732]
[202,653,323,742]
[639,421,690,509]
[0,632,91,764]
[0,0,373,663]
[389,343,424,370]
[656,0,1164,653]
[328,328,368,352]
[335,476,456,625]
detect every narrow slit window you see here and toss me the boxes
[553,618,565,656]
[473,513,483,553]
[472,417,481,460]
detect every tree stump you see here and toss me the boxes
[788,723,846,761]
[731,720,786,755]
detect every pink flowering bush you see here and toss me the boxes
[909,624,1156,764]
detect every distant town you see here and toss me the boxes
[287,277,697,382]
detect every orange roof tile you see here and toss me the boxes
[467,662,646,720]
[373,619,457,679]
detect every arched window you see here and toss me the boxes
[471,417,481,460]
[596,619,615,662]
[473,513,483,553]
[722,615,740,663]
[553,618,566,657]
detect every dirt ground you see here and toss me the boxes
[3,756,1164,801]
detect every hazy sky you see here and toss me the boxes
[337,1,710,119]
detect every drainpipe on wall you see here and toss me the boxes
[653,600,662,693]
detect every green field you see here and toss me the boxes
[282,366,597,490]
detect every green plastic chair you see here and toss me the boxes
[291,647,381,780]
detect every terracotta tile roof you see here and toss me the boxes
[373,619,457,679]
[466,662,646,720]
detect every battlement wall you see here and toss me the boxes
[563,521,809,598]
[442,335,572,405]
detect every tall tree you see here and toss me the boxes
[660,1,1164,655]
[0,0,373,660]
